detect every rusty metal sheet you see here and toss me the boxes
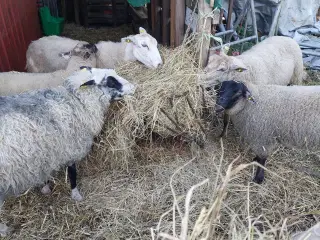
[0,0,42,72]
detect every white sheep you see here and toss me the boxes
[0,43,97,96]
[202,36,307,137]
[0,66,135,237]
[213,80,320,184]
[26,27,163,72]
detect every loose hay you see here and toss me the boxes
[1,22,319,240]
[90,39,215,170]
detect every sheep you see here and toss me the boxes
[0,42,97,96]
[201,36,307,138]
[0,66,135,237]
[212,79,320,184]
[26,27,163,73]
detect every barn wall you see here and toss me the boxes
[0,0,42,72]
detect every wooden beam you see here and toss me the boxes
[174,0,185,46]
[162,0,170,46]
[198,0,212,68]
[74,0,80,25]
[226,0,234,30]
[151,0,156,37]
[170,0,176,47]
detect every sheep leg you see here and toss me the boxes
[68,163,83,201]
[41,181,51,195]
[219,113,230,138]
[253,156,267,184]
[0,193,11,237]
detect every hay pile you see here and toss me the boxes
[1,24,319,240]
[90,38,215,170]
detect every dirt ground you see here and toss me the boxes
[1,24,319,239]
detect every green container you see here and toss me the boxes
[127,0,150,7]
[39,7,64,36]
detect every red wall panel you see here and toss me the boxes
[0,0,42,72]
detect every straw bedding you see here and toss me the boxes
[0,24,319,239]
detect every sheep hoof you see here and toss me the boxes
[41,184,51,195]
[0,223,11,237]
[71,188,83,201]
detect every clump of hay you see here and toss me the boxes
[90,36,215,170]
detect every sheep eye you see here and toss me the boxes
[236,68,243,72]
[142,43,148,49]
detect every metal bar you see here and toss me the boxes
[214,29,234,36]
[210,35,257,50]
[225,0,250,42]
[301,50,320,57]
[299,43,320,49]
[268,1,282,37]
[170,0,176,47]
[175,0,185,46]
[240,11,249,53]
[250,0,258,44]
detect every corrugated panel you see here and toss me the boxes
[0,0,42,72]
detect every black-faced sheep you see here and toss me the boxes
[201,36,307,138]
[26,27,163,72]
[213,80,320,184]
[0,67,135,236]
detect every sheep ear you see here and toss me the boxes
[244,89,256,103]
[59,51,71,59]
[80,80,96,88]
[230,60,248,72]
[217,62,227,72]
[139,27,147,34]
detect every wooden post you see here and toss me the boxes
[170,0,176,47]
[198,0,213,68]
[61,0,66,19]
[174,0,185,46]
[112,0,117,27]
[162,0,170,46]
[74,0,80,25]
[226,0,234,30]
[151,0,157,37]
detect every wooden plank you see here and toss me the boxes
[111,0,117,26]
[174,0,185,46]
[74,0,80,25]
[162,0,170,46]
[198,0,212,68]
[151,0,156,37]
[226,0,234,30]
[170,0,176,47]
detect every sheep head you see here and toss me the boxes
[214,80,255,115]
[201,51,248,89]
[121,27,163,69]
[66,67,135,100]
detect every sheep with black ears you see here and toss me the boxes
[212,80,320,184]
[201,36,307,138]
[0,42,97,96]
[0,66,135,236]
[26,27,163,72]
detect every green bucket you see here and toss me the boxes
[39,7,64,36]
[127,0,150,8]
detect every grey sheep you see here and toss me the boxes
[0,42,97,96]
[213,80,320,184]
[0,66,135,236]
[201,36,307,138]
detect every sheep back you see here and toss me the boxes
[0,86,108,196]
[26,36,89,73]
[230,83,320,158]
